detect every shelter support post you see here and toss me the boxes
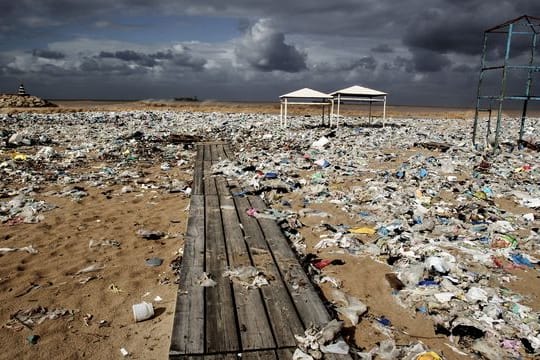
[284,98,288,127]
[336,94,341,128]
[330,99,335,127]
[383,96,386,127]
[280,101,283,127]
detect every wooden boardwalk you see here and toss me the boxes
[170,143,351,359]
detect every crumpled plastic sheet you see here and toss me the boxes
[222,266,269,289]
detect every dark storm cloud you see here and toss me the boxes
[371,44,394,54]
[383,56,415,73]
[32,49,66,59]
[99,50,157,67]
[97,48,206,70]
[411,49,451,73]
[80,57,148,76]
[235,19,306,72]
[315,56,377,73]
[1,0,539,104]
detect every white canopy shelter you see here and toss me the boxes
[330,85,387,127]
[279,88,333,127]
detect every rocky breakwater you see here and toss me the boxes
[0,94,56,108]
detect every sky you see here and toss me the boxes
[1,1,539,106]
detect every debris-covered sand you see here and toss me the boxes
[1,102,539,359]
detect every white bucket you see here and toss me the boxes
[132,302,154,322]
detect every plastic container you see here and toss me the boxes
[132,302,154,322]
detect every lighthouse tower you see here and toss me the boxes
[18,83,28,96]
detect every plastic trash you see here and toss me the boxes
[137,229,165,240]
[415,351,442,360]
[27,335,40,345]
[311,136,329,149]
[198,272,217,287]
[509,253,534,267]
[132,301,154,322]
[314,159,330,168]
[75,263,105,275]
[424,256,451,274]
[320,340,349,354]
[332,289,368,325]
[349,227,376,235]
[145,257,163,267]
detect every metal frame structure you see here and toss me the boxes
[473,15,540,150]
[279,88,333,127]
[330,85,387,127]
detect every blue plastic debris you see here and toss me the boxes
[418,280,439,286]
[418,168,428,178]
[376,316,391,327]
[509,253,534,268]
[264,172,278,179]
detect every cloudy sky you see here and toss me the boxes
[1,1,539,106]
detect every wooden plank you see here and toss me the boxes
[203,143,211,161]
[203,156,217,195]
[210,144,218,162]
[203,355,237,360]
[220,195,275,350]
[233,194,304,348]
[214,144,228,162]
[241,350,277,360]
[205,195,240,353]
[215,176,230,197]
[192,145,204,195]
[170,195,205,355]
[275,348,295,358]
[247,196,332,328]
[223,145,233,159]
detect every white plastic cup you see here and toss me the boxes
[132,302,154,322]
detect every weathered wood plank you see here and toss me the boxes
[233,194,304,348]
[220,195,275,350]
[205,195,240,353]
[203,160,217,196]
[203,355,238,360]
[214,144,227,162]
[223,144,233,160]
[170,195,205,355]
[275,348,295,358]
[248,195,332,328]
[210,144,218,162]
[215,176,230,197]
[203,143,211,162]
[192,145,204,195]
[241,350,277,360]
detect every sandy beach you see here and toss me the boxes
[1,101,539,359]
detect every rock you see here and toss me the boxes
[0,94,57,108]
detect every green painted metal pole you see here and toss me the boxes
[520,32,536,143]
[473,32,489,147]
[494,23,514,153]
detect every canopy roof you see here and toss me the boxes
[280,87,332,99]
[330,85,387,97]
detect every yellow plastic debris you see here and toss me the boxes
[12,152,27,161]
[350,227,376,235]
[416,351,442,360]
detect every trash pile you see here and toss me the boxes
[205,114,539,358]
[0,111,198,223]
[1,109,538,358]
